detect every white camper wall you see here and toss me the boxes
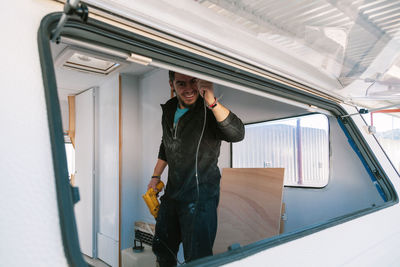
[1,1,69,266]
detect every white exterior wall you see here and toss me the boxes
[0,1,69,266]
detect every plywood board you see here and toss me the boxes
[214,168,284,254]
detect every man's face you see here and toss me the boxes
[170,73,199,108]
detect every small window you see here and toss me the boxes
[232,114,329,187]
[65,143,75,180]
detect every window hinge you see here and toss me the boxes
[339,115,349,125]
[51,0,89,43]
[372,169,381,180]
[127,53,152,66]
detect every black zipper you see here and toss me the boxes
[173,119,180,140]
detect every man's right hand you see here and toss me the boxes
[148,177,161,192]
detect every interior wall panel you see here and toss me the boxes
[282,117,385,232]
[74,88,95,257]
[213,84,385,233]
[138,69,170,223]
[120,74,141,250]
[97,74,119,266]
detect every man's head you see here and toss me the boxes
[169,71,199,109]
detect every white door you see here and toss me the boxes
[74,88,95,257]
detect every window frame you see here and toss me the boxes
[231,113,331,188]
[38,12,398,267]
[360,110,400,178]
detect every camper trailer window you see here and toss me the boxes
[232,114,329,187]
[37,11,397,267]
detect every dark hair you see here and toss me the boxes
[169,70,175,82]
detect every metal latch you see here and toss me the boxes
[228,243,241,251]
[71,185,80,204]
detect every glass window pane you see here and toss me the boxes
[232,114,329,187]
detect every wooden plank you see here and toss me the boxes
[68,95,76,148]
[213,168,284,254]
[70,173,75,186]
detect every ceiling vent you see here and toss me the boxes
[55,46,123,75]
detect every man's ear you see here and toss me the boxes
[169,81,175,97]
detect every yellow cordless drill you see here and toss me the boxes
[142,181,164,218]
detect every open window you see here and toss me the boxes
[38,12,396,267]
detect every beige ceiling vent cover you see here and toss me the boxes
[55,46,123,75]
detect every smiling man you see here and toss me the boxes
[148,71,245,266]
[173,73,199,108]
